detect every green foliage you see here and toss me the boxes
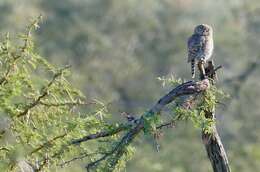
[0,18,128,172]
[0,28,225,171]
[157,75,184,88]
[1,1,260,171]
[158,77,228,134]
[143,112,161,135]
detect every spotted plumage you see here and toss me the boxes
[187,24,214,78]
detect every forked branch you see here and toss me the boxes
[73,79,210,171]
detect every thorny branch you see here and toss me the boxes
[0,47,22,86]
[30,133,68,155]
[39,100,97,107]
[20,15,42,52]
[59,119,175,169]
[72,79,210,171]
[71,118,175,145]
[17,66,70,117]
[0,16,42,86]
[59,152,103,167]
[71,124,132,145]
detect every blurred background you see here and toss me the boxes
[1,0,260,171]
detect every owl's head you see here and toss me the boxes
[194,24,213,36]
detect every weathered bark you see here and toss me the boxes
[201,61,231,172]
[74,79,211,171]
[202,125,231,172]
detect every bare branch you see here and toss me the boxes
[39,100,97,107]
[71,124,131,145]
[201,61,231,172]
[60,152,103,167]
[84,79,210,171]
[84,121,176,171]
[202,125,230,172]
[156,121,175,130]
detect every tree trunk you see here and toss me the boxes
[201,61,231,172]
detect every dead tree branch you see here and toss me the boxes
[201,61,231,172]
[71,60,230,172]
[71,124,131,145]
[79,79,210,171]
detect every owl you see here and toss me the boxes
[187,24,214,78]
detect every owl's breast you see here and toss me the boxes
[205,37,214,59]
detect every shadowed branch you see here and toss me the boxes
[74,79,210,171]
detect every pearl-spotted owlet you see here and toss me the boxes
[187,24,214,78]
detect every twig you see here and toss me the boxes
[0,54,21,86]
[60,152,102,167]
[0,147,10,152]
[30,133,67,155]
[0,16,42,86]
[39,100,97,107]
[21,15,42,53]
[17,66,69,117]
[86,152,113,171]
[156,121,175,129]
[71,124,131,145]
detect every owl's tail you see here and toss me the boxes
[191,59,195,78]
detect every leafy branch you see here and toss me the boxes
[17,65,70,117]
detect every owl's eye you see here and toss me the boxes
[203,28,209,34]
